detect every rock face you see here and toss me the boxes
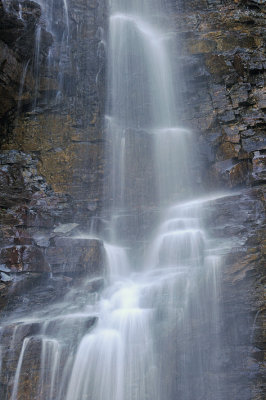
[0,0,53,119]
[173,0,265,191]
[168,0,265,398]
[200,188,265,400]
[0,0,106,310]
[0,0,265,399]
[1,0,106,218]
[0,148,105,314]
[0,148,71,309]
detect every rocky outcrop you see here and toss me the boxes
[1,0,106,219]
[0,315,98,399]
[0,148,105,313]
[0,0,106,311]
[0,149,68,308]
[170,0,265,398]
[174,0,265,190]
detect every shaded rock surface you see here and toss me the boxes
[1,0,106,219]
[203,187,265,399]
[0,0,52,119]
[174,0,265,191]
[0,1,106,386]
[0,0,106,311]
[170,0,265,398]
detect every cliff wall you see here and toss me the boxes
[173,1,265,398]
[0,0,106,314]
[0,0,265,398]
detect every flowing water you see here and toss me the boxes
[32,25,42,111]
[2,0,70,113]
[16,59,30,117]
[34,0,70,108]
[1,1,229,399]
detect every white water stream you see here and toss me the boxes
[1,1,228,399]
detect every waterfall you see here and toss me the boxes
[16,59,30,117]
[32,0,70,109]
[32,25,41,111]
[11,337,31,400]
[1,1,229,399]
[64,1,224,399]
[106,0,192,208]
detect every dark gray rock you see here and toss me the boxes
[242,136,266,154]
[46,237,104,275]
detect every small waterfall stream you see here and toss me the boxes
[9,0,71,112]
[0,1,231,399]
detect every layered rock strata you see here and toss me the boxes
[0,0,106,312]
[171,0,265,398]
[0,0,265,399]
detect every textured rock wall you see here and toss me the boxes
[0,1,52,119]
[0,0,106,312]
[181,0,265,190]
[0,2,107,395]
[0,0,265,399]
[169,0,265,398]
[1,0,106,217]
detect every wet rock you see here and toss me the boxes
[229,84,251,108]
[46,237,104,275]
[53,223,79,234]
[241,128,256,138]
[218,110,236,123]
[0,0,53,119]
[216,142,240,161]
[33,235,50,248]
[0,245,50,272]
[203,185,265,398]
[84,276,105,292]
[233,53,247,77]
[205,54,231,78]
[251,152,266,183]
[225,252,260,283]
[0,0,106,226]
[240,0,265,10]
[6,336,42,400]
[1,321,41,350]
[178,0,265,192]
[0,163,31,208]
[210,84,228,110]
[222,126,240,144]
[242,136,266,154]
[187,38,217,54]
[210,156,249,188]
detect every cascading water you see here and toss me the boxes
[0,1,230,399]
[32,24,41,110]
[34,0,70,107]
[8,0,71,113]
[64,1,224,399]
[16,59,30,117]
